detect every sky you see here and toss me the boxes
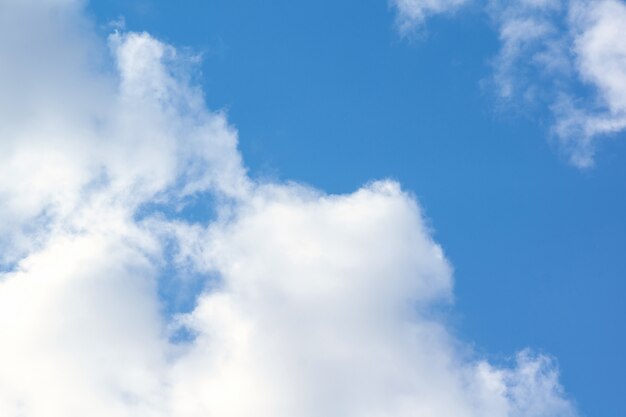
[0,0,624,416]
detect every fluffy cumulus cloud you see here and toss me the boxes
[0,1,577,416]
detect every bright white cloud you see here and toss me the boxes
[0,1,578,416]
[165,182,576,417]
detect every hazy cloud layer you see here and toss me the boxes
[0,1,577,416]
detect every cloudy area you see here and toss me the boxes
[0,0,591,416]
[394,0,626,167]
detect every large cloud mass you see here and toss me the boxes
[0,1,578,416]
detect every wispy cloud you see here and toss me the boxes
[554,0,626,166]
[0,1,578,416]
[394,0,626,167]
[391,0,470,34]
[489,0,626,167]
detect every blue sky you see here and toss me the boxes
[87,1,626,415]
[0,0,624,416]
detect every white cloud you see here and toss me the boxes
[165,181,576,417]
[0,1,578,416]
[392,0,469,34]
[488,0,626,167]
[554,0,626,166]
[488,0,565,100]
[392,0,626,167]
